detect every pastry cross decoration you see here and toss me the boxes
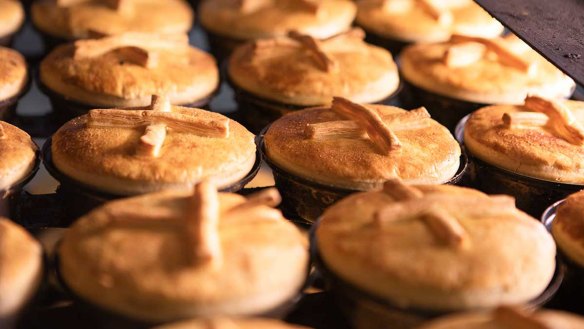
[373,179,517,249]
[73,33,189,69]
[502,95,584,145]
[444,35,536,75]
[248,28,366,72]
[494,307,554,329]
[232,0,320,14]
[86,95,230,158]
[305,97,434,155]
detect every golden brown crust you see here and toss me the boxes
[0,47,27,101]
[51,105,256,195]
[417,309,584,329]
[59,190,308,322]
[400,36,575,104]
[317,184,556,311]
[0,121,37,191]
[31,0,193,40]
[40,36,219,107]
[552,190,584,268]
[264,104,461,190]
[0,0,24,37]
[200,0,356,40]
[0,218,43,318]
[356,0,503,43]
[229,33,399,105]
[464,100,584,184]
[155,318,312,329]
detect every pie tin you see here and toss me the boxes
[0,149,40,220]
[399,80,487,133]
[0,33,16,48]
[0,70,32,123]
[229,79,403,134]
[38,81,217,126]
[36,31,71,54]
[541,201,584,297]
[258,128,469,224]
[41,137,262,225]
[357,26,410,56]
[204,30,247,64]
[52,244,308,329]
[309,221,565,329]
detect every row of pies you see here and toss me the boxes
[4,0,503,54]
[2,177,584,328]
[0,29,575,132]
[1,95,584,218]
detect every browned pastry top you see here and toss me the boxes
[0,121,37,191]
[553,190,584,268]
[0,218,43,318]
[31,0,193,40]
[40,33,219,107]
[51,96,256,195]
[264,99,461,189]
[356,0,503,42]
[0,0,25,37]
[155,318,312,329]
[0,47,27,101]
[464,98,584,184]
[229,30,399,105]
[400,35,575,104]
[59,186,308,322]
[200,0,356,40]
[317,182,556,311]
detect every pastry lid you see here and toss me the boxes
[200,0,356,40]
[356,0,503,43]
[316,180,556,311]
[0,121,38,191]
[154,318,312,329]
[416,306,584,329]
[0,218,43,318]
[40,33,219,107]
[263,97,461,190]
[464,96,584,184]
[50,95,257,195]
[552,190,584,268]
[0,47,27,102]
[58,182,309,322]
[229,29,400,106]
[400,35,576,104]
[0,0,24,38]
[31,0,193,40]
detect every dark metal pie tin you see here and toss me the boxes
[399,80,487,133]
[228,77,403,134]
[0,33,17,48]
[0,149,40,220]
[38,81,217,127]
[41,137,261,225]
[204,30,247,63]
[258,128,469,224]
[310,221,564,329]
[541,201,584,297]
[0,69,32,123]
[356,26,410,56]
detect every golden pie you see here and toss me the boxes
[264,98,461,190]
[155,318,311,329]
[356,0,503,44]
[552,190,584,268]
[31,0,193,41]
[200,0,356,41]
[417,306,584,329]
[229,29,400,106]
[0,121,37,191]
[0,47,27,104]
[400,35,575,104]
[0,0,24,45]
[50,95,256,195]
[58,182,309,322]
[0,218,43,326]
[40,33,219,108]
[464,97,584,184]
[317,180,556,311]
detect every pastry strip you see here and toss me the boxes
[524,95,584,145]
